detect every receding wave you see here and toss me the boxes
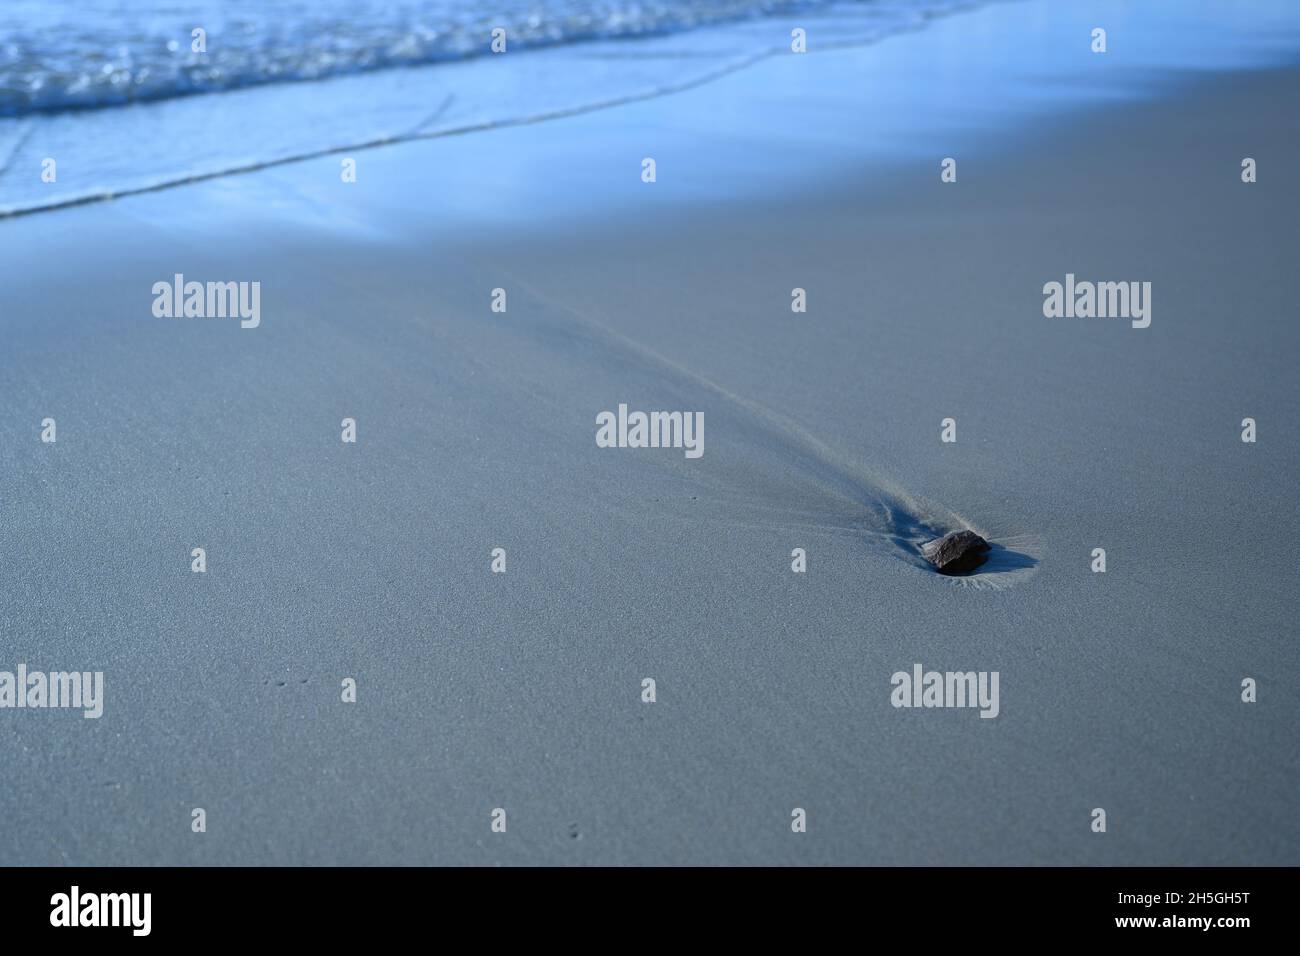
[2,0,948,117]
[0,0,987,219]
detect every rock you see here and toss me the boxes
[921,530,990,575]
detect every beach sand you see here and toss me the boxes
[1,0,1297,864]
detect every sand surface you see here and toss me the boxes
[1,0,1297,864]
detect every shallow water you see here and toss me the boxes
[1,0,972,115]
[0,0,986,217]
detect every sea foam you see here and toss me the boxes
[0,0,982,218]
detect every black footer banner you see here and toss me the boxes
[0,866,1286,942]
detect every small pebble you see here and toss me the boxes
[921,530,990,575]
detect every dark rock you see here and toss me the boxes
[921,530,990,575]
